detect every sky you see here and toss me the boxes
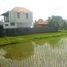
[0,0,67,21]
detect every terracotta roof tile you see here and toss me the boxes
[36,19,48,25]
[12,7,31,13]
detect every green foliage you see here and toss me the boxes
[48,15,64,30]
[0,31,67,60]
[4,42,33,60]
[63,20,67,30]
[0,31,67,46]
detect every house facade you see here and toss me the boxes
[34,19,48,27]
[2,7,33,29]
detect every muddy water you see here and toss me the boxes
[0,36,67,67]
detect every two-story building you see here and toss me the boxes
[1,7,33,29]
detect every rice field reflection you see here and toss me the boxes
[0,37,67,67]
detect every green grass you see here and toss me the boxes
[0,31,67,45]
[3,42,34,60]
[0,31,67,60]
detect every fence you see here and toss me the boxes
[0,26,58,36]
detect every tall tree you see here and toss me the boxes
[48,15,64,30]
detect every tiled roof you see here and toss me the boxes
[35,19,48,25]
[12,7,31,13]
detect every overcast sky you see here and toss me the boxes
[0,0,67,21]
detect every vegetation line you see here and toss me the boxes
[0,31,67,45]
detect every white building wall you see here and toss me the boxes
[3,22,17,29]
[3,10,33,29]
[16,12,33,28]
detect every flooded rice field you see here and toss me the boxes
[0,36,67,67]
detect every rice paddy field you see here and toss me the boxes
[0,31,67,67]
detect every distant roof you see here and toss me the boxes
[35,19,48,25]
[12,7,32,13]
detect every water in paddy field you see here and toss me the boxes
[0,36,67,67]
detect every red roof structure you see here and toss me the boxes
[35,19,48,25]
[35,19,48,27]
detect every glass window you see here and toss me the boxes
[5,24,8,26]
[11,23,15,26]
[5,16,9,22]
[17,12,20,18]
[4,12,9,22]
[26,13,28,19]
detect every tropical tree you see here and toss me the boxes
[48,15,64,30]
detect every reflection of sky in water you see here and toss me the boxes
[0,37,67,67]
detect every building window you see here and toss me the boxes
[5,16,9,22]
[26,13,28,19]
[11,23,15,26]
[4,12,9,22]
[17,12,20,18]
[5,24,8,26]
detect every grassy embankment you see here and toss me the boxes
[0,31,67,46]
